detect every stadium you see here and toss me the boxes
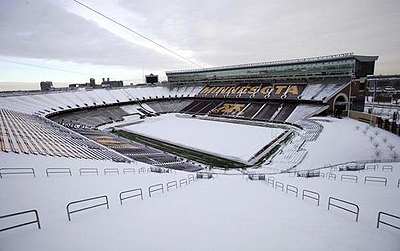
[1,52,400,250]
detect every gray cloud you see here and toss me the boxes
[0,0,399,75]
[0,0,187,69]
[121,0,400,73]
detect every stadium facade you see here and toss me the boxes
[0,53,378,170]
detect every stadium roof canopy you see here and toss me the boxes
[166,52,378,75]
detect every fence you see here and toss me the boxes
[302,189,320,206]
[148,183,164,197]
[286,184,298,197]
[66,195,109,221]
[104,168,119,175]
[167,181,178,191]
[119,188,143,205]
[0,168,35,178]
[328,173,336,180]
[364,176,387,186]
[79,168,98,176]
[46,168,72,177]
[377,212,400,230]
[341,174,358,183]
[123,168,135,175]
[328,197,359,222]
[0,210,41,232]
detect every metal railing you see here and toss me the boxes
[148,183,163,197]
[66,195,109,221]
[364,176,387,186]
[79,168,98,176]
[0,168,35,178]
[167,181,178,191]
[377,212,400,230]
[382,165,393,172]
[275,181,284,191]
[328,173,336,180]
[0,210,41,232]
[179,178,188,187]
[46,168,72,177]
[286,184,298,197]
[302,189,320,206]
[104,168,119,175]
[188,174,195,184]
[119,188,143,205]
[341,174,358,183]
[267,176,275,187]
[123,168,135,175]
[328,197,359,222]
[366,164,378,170]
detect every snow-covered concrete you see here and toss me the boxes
[121,114,285,163]
[1,170,399,251]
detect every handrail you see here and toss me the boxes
[341,174,358,183]
[167,181,178,191]
[328,173,336,180]
[366,164,378,170]
[148,183,163,197]
[382,165,393,172]
[328,197,359,222]
[123,168,135,174]
[267,176,275,187]
[364,176,387,186]
[79,168,98,176]
[179,178,188,187]
[377,211,400,230]
[104,168,119,175]
[286,184,298,197]
[0,168,35,178]
[0,210,41,232]
[66,195,109,221]
[119,188,143,205]
[302,189,320,206]
[188,174,195,184]
[275,181,284,191]
[46,168,72,177]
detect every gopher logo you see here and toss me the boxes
[212,103,246,114]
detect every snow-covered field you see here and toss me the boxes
[121,114,285,163]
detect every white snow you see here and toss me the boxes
[121,114,285,163]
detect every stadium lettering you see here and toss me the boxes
[288,85,298,95]
[275,86,286,95]
[260,86,273,94]
[199,84,302,96]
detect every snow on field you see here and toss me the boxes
[121,114,285,163]
[297,117,400,169]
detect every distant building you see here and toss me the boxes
[145,74,159,84]
[40,81,53,91]
[366,75,400,103]
[88,78,96,88]
[101,78,123,88]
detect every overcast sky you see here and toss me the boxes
[0,0,399,90]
